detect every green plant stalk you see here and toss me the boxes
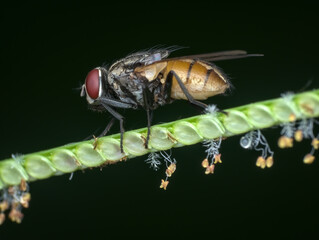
[1,89,319,189]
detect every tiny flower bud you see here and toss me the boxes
[160,179,169,190]
[278,136,286,148]
[167,163,176,174]
[20,179,27,191]
[266,156,274,168]
[311,138,319,150]
[0,201,9,212]
[201,158,209,168]
[289,113,296,122]
[205,164,215,174]
[9,208,23,224]
[20,193,31,208]
[165,168,173,177]
[0,213,5,225]
[294,130,303,142]
[256,156,265,168]
[278,136,293,148]
[165,163,176,177]
[303,154,315,164]
[214,154,222,164]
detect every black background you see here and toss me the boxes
[1,2,319,238]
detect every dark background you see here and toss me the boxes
[1,2,319,238]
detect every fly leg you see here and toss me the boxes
[143,87,154,149]
[100,103,125,153]
[99,118,116,137]
[144,108,153,149]
[167,70,207,109]
[99,97,136,109]
[98,97,137,152]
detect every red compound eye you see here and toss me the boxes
[85,68,100,100]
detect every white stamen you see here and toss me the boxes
[145,152,162,171]
[280,122,296,138]
[205,104,219,115]
[203,137,222,159]
[240,130,273,159]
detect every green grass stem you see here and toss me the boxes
[0,89,319,189]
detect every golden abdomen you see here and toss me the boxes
[164,60,229,100]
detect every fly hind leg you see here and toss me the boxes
[167,70,207,110]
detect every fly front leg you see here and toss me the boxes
[99,97,136,109]
[99,118,116,137]
[98,96,137,152]
[100,103,125,153]
[167,70,207,110]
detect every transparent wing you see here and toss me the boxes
[151,50,263,63]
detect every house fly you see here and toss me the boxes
[81,47,263,152]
